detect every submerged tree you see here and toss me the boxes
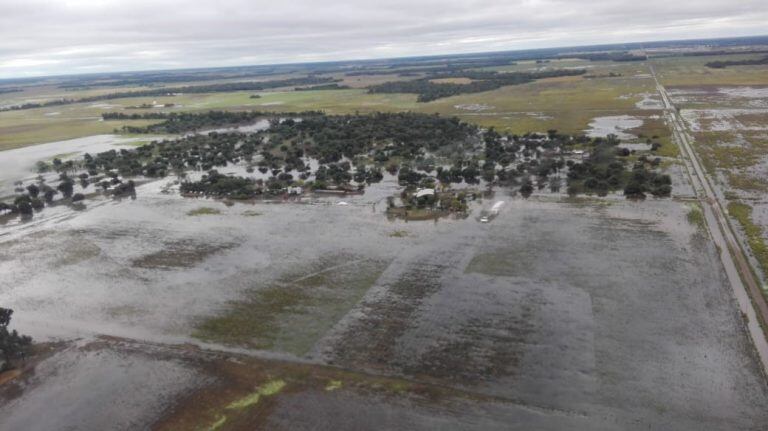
[0,308,32,372]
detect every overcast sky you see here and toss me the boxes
[0,0,765,78]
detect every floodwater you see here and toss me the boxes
[0,341,206,431]
[0,134,154,197]
[1,134,768,429]
[585,115,643,140]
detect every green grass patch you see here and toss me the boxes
[193,256,388,355]
[226,379,286,410]
[187,207,221,216]
[728,173,768,193]
[686,202,706,233]
[652,54,768,87]
[728,201,768,276]
[325,380,343,391]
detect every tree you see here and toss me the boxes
[36,161,50,173]
[26,184,40,198]
[623,181,646,199]
[549,176,562,193]
[43,189,58,204]
[520,177,534,198]
[17,201,33,217]
[0,307,32,372]
[57,180,74,199]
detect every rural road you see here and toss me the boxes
[650,64,768,371]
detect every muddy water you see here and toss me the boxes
[0,341,206,430]
[1,133,768,428]
[0,134,155,196]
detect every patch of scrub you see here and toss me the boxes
[208,415,227,430]
[131,240,236,269]
[465,249,533,277]
[728,201,768,278]
[585,115,643,140]
[187,207,222,216]
[325,380,342,391]
[686,203,706,234]
[241,210,262,217]
[226,379,286,410]
[193,255,389,355]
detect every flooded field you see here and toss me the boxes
[0,134,153,197]
[1,130,767,429]
[665,81,768,284]
[585,114,643,139]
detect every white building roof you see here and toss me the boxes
[415,188,435,198]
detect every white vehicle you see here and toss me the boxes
[480,216,489,223]
[491,201,504,215]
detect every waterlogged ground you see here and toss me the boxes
[665,82,768,285]
[1,135,768,429]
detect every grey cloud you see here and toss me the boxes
[0,0,765,78]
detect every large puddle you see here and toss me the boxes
[585,115,643,140]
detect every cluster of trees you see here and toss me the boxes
[1,76,338,112]
[0,308,32,372]
[2,110,674,219]
[706,55,768,69]
[565,140,671,198]
[266,112,478,162]
[0,158,138,220]
[0,175,77,217]
[0,87,22,95]
[180,170,261,199]
[367,69,586,102]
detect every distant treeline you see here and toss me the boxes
[706,55,768,69]
[103,110,322,134]
[0,76,338,112]
[368,69,586,102]
[345,57,517,77]
[346,51,644,79]
[59,72,281,89]
[0,88,22,95]
[563,53,647,62]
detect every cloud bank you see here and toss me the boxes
[0,0,765,78]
